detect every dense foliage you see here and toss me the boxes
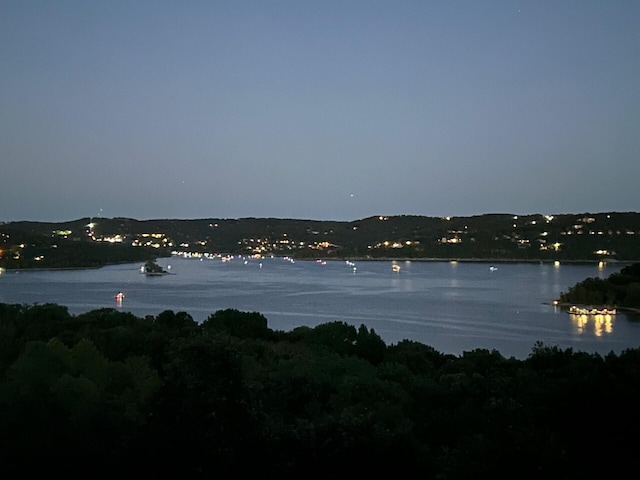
[1,303,639,477]
[559,262,640,308]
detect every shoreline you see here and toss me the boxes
[549,301,640,316]
[1,257,634,272]
[0,260,145,273]
[335,257,631,264]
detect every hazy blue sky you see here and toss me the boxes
[2,1,639,222]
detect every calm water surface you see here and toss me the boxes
[2,256,639,359]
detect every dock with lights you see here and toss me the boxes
[568,305,616,316]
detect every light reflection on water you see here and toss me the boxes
[1,256,639,359]
[570,313,615,337]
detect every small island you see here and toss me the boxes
[142,259,169,276]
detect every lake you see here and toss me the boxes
[1,255,639,359]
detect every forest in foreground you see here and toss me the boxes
[1,302,640,478]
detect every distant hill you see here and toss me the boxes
[2,212,640,269]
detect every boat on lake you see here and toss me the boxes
[142,260,168,276]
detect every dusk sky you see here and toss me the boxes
[2,1,639,223]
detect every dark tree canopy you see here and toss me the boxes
[559,262,640,308]
[1,301,640,478]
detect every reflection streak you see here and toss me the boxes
[570,313,614,336]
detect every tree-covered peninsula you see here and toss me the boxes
[557,262,640,311]
[1,303,639,477]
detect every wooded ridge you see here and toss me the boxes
[2,211,640,269]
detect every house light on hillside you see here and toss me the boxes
[101,235,123,243]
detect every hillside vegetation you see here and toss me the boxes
[2,211,640,269]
